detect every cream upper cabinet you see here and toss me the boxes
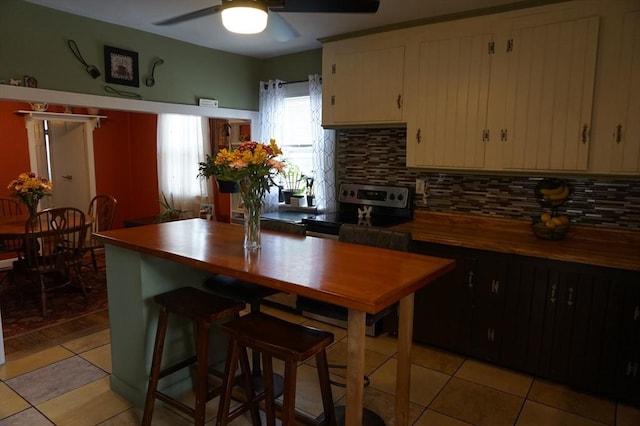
[322,40,405,126]
[494,15,599,171]
[407,32,493,168]
[609,11,640,173]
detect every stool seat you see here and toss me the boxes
[142,287,247,426]
[217,312,337,426]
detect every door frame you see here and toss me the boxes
[23,113,101,208]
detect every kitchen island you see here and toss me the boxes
[95,218,454,425]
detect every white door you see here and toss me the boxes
[46,120,92,211]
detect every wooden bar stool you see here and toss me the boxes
[216,312,337,426]
[141,287,250,426]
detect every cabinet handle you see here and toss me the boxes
[550,283,557,303]
[468,270,474,288]
[500,129,508,141]
[491,280,500,293]
[634,306,639,321]
[416,128,422,144]
[487,328,495,341]
[331,95,335,106]
[616,123,623,144]
[482,129,490,142]
[567,287,574,306]
[582,124,590,144]
[397,94,402,110]
[627,362,633,376]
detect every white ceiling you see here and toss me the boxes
[24,0,549,59]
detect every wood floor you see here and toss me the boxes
[3,309,109,362]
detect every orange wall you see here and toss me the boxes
[0,100,160,228]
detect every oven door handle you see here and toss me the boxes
[306,231,340,240]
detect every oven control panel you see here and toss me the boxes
[338,183,410,208]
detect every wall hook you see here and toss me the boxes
[145,58,165,87]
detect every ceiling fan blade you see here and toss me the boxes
[268,12,299,41]
[154,5,221,26]
[268,0,380,13]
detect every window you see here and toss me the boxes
[280,82,313,176]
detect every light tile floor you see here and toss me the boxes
[1,306,639,426]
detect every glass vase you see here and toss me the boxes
[238,177,264,250]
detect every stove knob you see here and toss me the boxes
[349,190,355,197]
[342,190,348,197]
[397,194,404,201]
[389,193,395,200]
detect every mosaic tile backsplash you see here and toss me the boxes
[337,128,640,230]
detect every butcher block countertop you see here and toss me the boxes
[391,211,640,272]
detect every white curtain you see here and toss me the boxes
[309,74,337,212]
[258,79,286,145]
[258,80,286,213]
[157,114,210,217]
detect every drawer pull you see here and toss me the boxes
[550,283,557,303]
[567,287,574,306]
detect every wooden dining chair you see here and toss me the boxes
[0,197,24,285]
[12,207,89,317]
[0,196,24,253]
[84,194,117,272]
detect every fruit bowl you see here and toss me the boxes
[531,214,570,241]
[535,178,571,207]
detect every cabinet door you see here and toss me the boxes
[615,276,640,405]
[610,12,640,172]
[409,33,493,168]
[412,242,473,354]
[537,264,613,391]
[470,253,509,362]
[498,16,599,171]
[325,46,404,125]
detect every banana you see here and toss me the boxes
[539,185,565,195]
[544,185,569,201]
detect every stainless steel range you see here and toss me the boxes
[302,182,413,238]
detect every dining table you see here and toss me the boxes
[94,218,455,425]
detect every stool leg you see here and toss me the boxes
[194,319,210,426]
[315,350,336,425]
[216,339,242,426]
[238,345,262,426]
[281,359,298,426]
[142,307,169,426]
[262,354,276,426]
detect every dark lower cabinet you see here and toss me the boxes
[411,241,640,406]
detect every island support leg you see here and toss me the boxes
[396,293,414,426]
[346,309,366,425]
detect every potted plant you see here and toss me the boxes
[155,192,188,223]
[197,154,239,193]
[281,163,306,204]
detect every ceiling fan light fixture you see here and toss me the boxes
[221,0,269,34]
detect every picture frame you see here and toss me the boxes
[104,45,139,87]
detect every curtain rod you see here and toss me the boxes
[263,78,320,89]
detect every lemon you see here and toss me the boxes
[540,213,551,223]
[545,220,557,229]
[551,217,563,226]
[558,215,569,224]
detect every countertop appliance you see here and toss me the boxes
[301,182,413,238]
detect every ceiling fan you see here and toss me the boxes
[154,0,380,42]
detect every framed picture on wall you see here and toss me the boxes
[104,45,139,87]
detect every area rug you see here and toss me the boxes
[0,253,108,339]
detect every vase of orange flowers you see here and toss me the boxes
[7,172,53,220]
[198,139,284,249]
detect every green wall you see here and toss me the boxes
[1,0,322,110]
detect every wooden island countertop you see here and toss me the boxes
[95,219,455,425]
[392,211,640,271]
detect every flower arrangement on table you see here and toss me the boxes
[7,172,53,217]
[198,139,284,249]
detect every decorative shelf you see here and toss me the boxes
[14,110,107,120]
